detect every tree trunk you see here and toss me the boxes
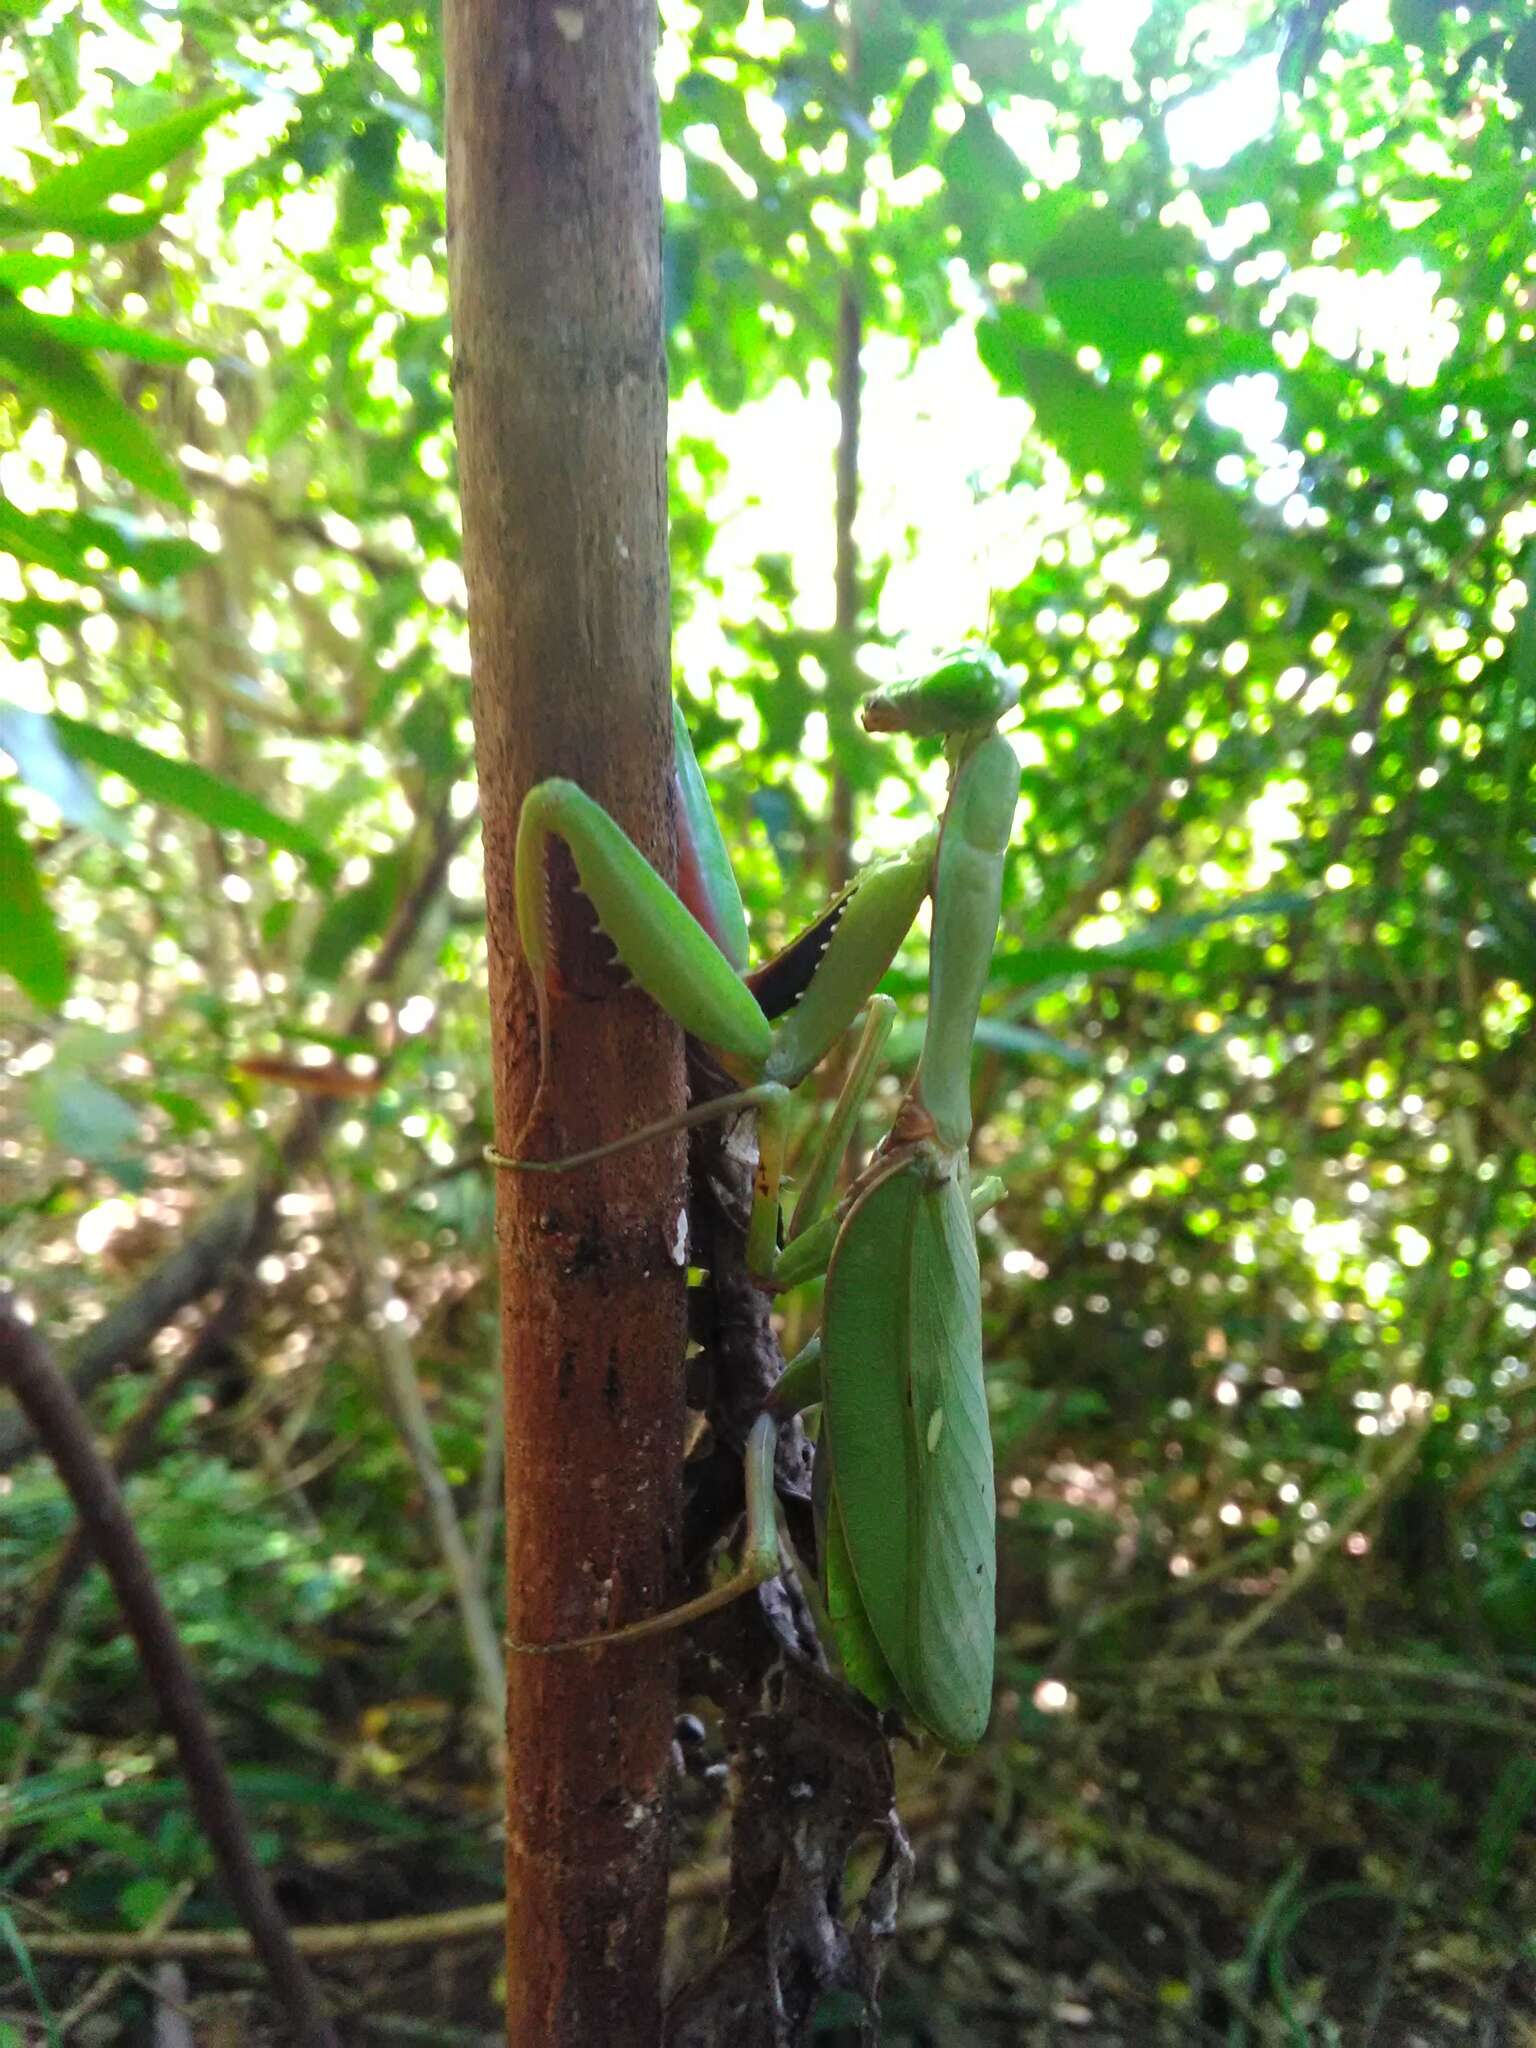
[442,2,686,2042]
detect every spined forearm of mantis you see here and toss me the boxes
[486,644,1021,1753]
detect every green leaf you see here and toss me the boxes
[0,499,90,576]
[943,110,1021,248]
[944,108,1020,204]
[994,891,1308,989]
[0,1908,62,2048]
[0,704,117,834]
[304,851,404,982]
[0,252,76,290]
[0,787,70,1008]
[977,311,1146,491]
[1512,542,1536,700]
[51,714,336,870]
[34,1070,144,1186]
[0,300,200,366]
[888,70,939,180]
[21,95,245,218]
[150,1087,214,1137]
[76,507,209,582]
[0,332,188,504]
[1155,474,1252,586]
[1474,1756,1536,1898]
[117,1876,176,1930]
[1033,213,1196,362]
[250,364,318,457]
[1505,20,1536,120]
[1481,1559,1536,1652]
[1389,0,1444,55]
[4,1763,431,1836]
[400,687,461,779]
[991,189,1087,270]
[973,1019,1091,1068]
[262,896,297,949]
[0,197,169,244]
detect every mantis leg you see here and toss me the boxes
[774,1172,1004,1294]
[516,778,774,1091]
[486,1083,790,1176]
[509,1412,784,1654]
[489,1081,795,1294]
[786,995,896,1240]
[762,839,932,1086]
[768,1336,822,1416]
[720,998,895,1294]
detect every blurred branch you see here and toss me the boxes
[55,1880,196,2038]
[0,1190,256,1469]
[0,1295,337,2048]
[11,1793,947,1961]
[187,464,457,605]
[468,1364,503,1595]
[337,1191,506,1763]
[1449,1405,1536,1508]
[1104,1646,1536,1714]
[1078,1683,1532,1745]
[4,1335,211,1692]
[196,668,366,741]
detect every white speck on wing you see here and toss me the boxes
[927,1408,945,1453]
[553,5,585,37]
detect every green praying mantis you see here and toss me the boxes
[488,648,1021,1753]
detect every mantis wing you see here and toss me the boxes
[821,1156,996,1752]
[816,1428,902,1714]
[672,699,750,974]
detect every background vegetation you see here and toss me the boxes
[4,0,1536,2038]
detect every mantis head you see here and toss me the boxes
[859,643,1020,737]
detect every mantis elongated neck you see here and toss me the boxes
[911,731,1020,1153]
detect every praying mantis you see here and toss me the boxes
[489,648,1021,1753]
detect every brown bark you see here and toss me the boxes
[0,1298,336,2048]
[442,3,686,2043]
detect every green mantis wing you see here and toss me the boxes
[816,1425,903,1715]
[820,1152,996,1752]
